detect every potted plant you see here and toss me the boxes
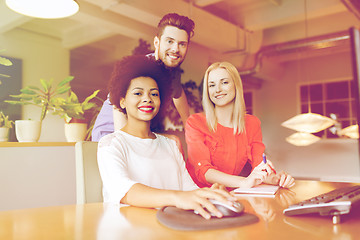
[52,89,100,142]
[5,76,74,142]
[0,111,14,142]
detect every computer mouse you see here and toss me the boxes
[194,199,244,217]
[209,199,244,217]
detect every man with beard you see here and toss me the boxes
[92,13,195,141]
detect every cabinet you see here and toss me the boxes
[0,142,76,211]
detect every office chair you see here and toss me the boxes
[75,141,103,204]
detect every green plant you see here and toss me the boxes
[84,95,104,141]
[52,90,100,123]
[0,111,14,128]
[5,76,74,121]
[0,50,13,82]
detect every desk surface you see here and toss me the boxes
[1,180,359,240]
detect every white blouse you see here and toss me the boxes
[97,130,198,203]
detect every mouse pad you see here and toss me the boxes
[156,206,259,231]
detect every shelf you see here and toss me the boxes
[0,142,76,147]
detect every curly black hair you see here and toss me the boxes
[108,55,171,132]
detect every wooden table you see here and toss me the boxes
[1,180,359,240]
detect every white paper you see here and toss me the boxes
[233,184,280,195]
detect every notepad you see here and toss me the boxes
[233,184,280,195]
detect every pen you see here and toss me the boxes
[262,153,277,174]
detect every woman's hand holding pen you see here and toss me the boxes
[242,162,269,188]
[262,170,295,188]
[239,154,295,189]
[275,171,295,188]
[262,154,277,174]
[261,160,295,188]
[243,154,295,189]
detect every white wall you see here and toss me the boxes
[254,50,360,182]
[1,28,70,141]
[70,37,139,100]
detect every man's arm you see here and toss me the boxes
[173,88,190,126]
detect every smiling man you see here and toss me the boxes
[154,26,188,68]
[92,13,195,141]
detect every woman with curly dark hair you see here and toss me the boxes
[97,55,238,220]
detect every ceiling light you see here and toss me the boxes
[5,0,79,19]
[281,112,336,133]
[339,124,359,139]
[286,132,321,146]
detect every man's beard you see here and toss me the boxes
[156,57,182,71]
[157,49,184,69]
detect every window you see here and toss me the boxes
[244,91,253,115]
[299,79,357,138]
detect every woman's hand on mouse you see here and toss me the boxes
[172,183,237,219]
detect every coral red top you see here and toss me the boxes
[185,113,265,187]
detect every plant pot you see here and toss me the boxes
[0,127,10,142]
[15,120,41,142]
[64,121,87,142]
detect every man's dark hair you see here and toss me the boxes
[157,13,195,40]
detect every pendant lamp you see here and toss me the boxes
[5,0,79,19]
[281,0,336,140]
[285,132,321,146]
[281,112,336,133]
[339,124,359,139]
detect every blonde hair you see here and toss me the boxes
[202,62,246,134]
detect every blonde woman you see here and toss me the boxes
[185,62,295,189]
